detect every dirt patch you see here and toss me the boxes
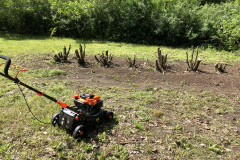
[18,55,240,98]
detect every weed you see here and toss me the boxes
[113,144,129,159]
[99,132,108,143]
[54,142,65,152]
[134,121,144,131]
[122,104,132,111]
[175,137,191,150]
[91,68,95,73]
[77,152,84,159]
[209,144,224,154]
[67,149,73,156]
[180,80,188,87]
[82,143,94,152]
[175,124,182,131]
[114,145,122,157]
[146,146,153,154]
[0,144,12,157]
[115,75,119,81]
[153,108,164,118]
[49,68,67,76]
[36,68,66,77]
[49,59,57,65]
[119,148,129,159]
[216,108,225,115]
[58,151,67,159]
[98,151,106,160]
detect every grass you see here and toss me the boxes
[1,75,239,159]
[33,68,67,77]
[1,32,240,63]
[1,32,240,159]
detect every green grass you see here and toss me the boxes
[1,32,240,63]
[1,76,240,159]
[26,68,67,78]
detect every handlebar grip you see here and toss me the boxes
[0,55,11,76]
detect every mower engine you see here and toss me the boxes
[52,93,113,139]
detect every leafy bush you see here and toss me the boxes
[50,0,93,37]
[198,2,240,50]
[0,0,52,34]
[213,3,240,50]
[214,17,240,51]
[0,0,240,50]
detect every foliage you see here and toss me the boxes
[0,0,52,34]
[199,2,240,50]
[0,0,240,50]
[214,11,240,50]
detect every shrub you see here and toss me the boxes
[0,0,52,34]
[1,0,240,51]
[214,12,240,51]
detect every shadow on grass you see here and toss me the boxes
[0,31,50,41]
[0,31,195,51]
[82,117,118,142]
[57,116,119,142]
[75,38,108,45]
[0,31,106,45]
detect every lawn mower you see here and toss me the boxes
[0,55,114,139]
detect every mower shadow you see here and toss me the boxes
[85,117,119,142]
[90,117,119,136]
[63,117,119,142]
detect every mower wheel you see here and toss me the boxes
[73,125,87,139]
[104,111,113,121]
[51,113,60,126]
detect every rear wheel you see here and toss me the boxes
[73,125,87,139]
[104,111,113,121]
[51,113,60,126]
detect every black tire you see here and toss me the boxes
[51,113,60,126]
[104,111,113,121]
[73,125,87,139]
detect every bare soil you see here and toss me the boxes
[23,55,240,98]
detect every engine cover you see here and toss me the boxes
[59,108,78,130]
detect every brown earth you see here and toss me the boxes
[21,55,240,98]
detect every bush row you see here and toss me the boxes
[0,0,239,51]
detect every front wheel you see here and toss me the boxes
[51,113,60,126]
[73,125,87,139]
[104,111,113,121]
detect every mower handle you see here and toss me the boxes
[0,55,11,76]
